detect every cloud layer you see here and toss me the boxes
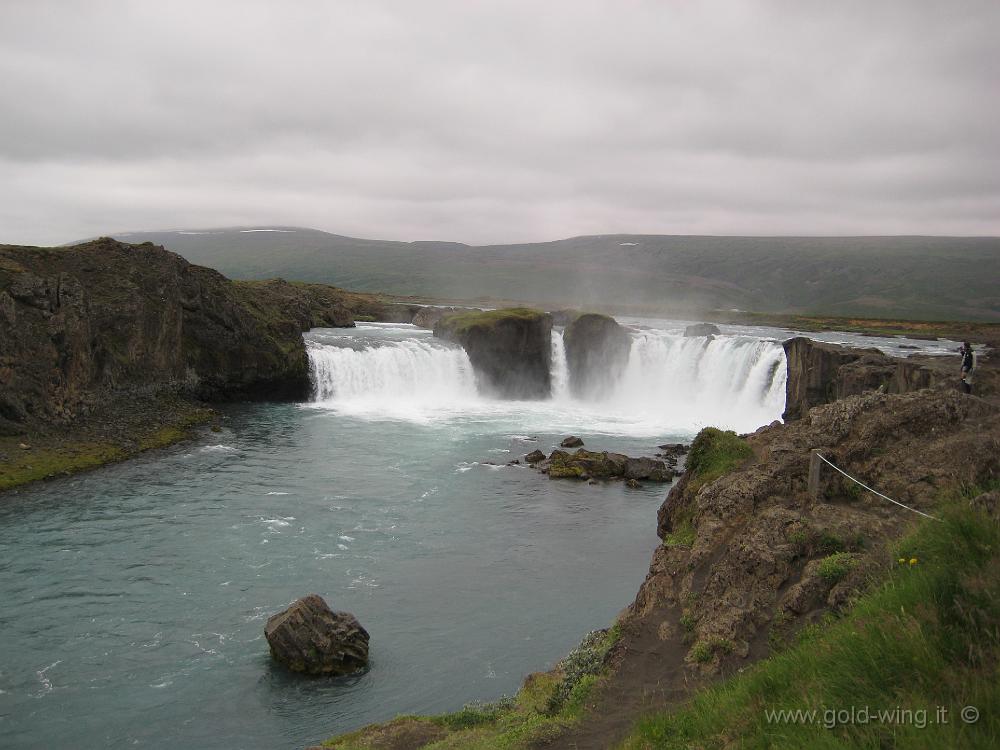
[2,0,998,245]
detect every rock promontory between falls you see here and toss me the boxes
[562,312,632,398]
[433,308,553,399]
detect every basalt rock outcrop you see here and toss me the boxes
[684,322,721,337]
[542,384,1000,748]
[563,313,633,398]
[0,238,376,432]
[643,388,998,670]
[411,306,460,329]
[264,594,370,676]
[781,336,942,421]
[535,448,673,482]
[434,308,552,399]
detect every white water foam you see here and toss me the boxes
[305,325,786,435]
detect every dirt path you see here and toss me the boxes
[533,605,692,750]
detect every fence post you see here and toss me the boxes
[808,450,822,500]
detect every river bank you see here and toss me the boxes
[320,381,999,749]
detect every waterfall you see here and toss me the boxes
[547,328,786,432]
[306,325,786,433]
[307,336,478,414]
[550,330,570,400]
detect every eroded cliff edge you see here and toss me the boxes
[545,347,998,749]
[0,238,386,488]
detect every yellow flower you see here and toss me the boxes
[898,558,906,564]
[909,557,918,566]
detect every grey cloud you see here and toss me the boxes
[0,0,998,246]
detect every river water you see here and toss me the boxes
[0,320,955,749]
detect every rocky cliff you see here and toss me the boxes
[548,384,999,749]
[0,238,379,434]
[781,336,944,421]
[433,308,553,399]
[562,313,632,398]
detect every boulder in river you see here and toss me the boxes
[524,449,546,463]
[265,594,369,676]
[560,436,584,448]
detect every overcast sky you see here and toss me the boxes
[1,0,998,246]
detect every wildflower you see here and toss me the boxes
[898,558,906,564]
[909,557,918,566]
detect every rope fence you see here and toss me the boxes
[810,452,940,521]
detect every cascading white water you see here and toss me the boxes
[542,329,785,432]
[550,330,570,399]
[307,333,479,420]
[595,330,786,431]
[306,323,786,434]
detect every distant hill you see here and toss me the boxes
[95,227,1000,321]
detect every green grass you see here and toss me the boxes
[436,307,547,335]
[685,427,753,490]
[621,500,1000,749]
[323,625,622,749]
[690,637,735,664]
[0,407,213,491]
[663,518,697,548]
[817,552,859,583]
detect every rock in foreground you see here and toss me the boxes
[265,594,369,676]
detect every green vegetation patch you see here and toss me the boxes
[622,500,1000,749]
[663,518,696,548]
[686,427,753,490]
[0,406,213,492]
[817,552,859,583]
[689,636,735,664]
[0,441,126,490]
[323,625,622,750]
[437,307,547,335]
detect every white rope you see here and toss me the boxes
[815,453,940,521]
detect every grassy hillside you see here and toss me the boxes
[621,493,1000,750]
[98,228,1000,322]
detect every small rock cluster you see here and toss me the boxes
[655,442,689,473]
[525,439,675,485]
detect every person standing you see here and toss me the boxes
[959,342,975,394]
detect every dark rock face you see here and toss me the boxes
[434,308,552,399]
[782,337,940,421]
[0,238,373,430]
[375,303,421,324]
[549,309,582,327]
[637,387,998,677]
[684,323,721,337]
[562,313,632,398]
[624,456,673,481]
[560,436,584,448]
[411,306,460,329]
[524,449,546,463]
[265,594,370,676]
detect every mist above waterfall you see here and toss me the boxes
[305,321,786,436]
